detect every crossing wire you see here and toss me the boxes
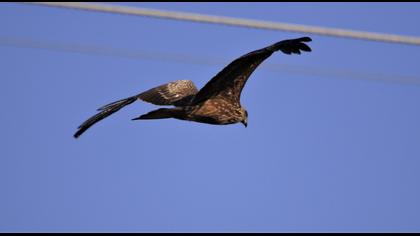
[21,2,420,46]
[2,36,420,86]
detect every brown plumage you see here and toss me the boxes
[74,37,312,138]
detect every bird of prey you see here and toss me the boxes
[74,37,312,138]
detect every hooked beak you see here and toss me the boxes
[241,119,248,128]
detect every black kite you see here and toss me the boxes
[74,37,312,138]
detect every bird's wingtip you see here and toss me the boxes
[300,37,312,42]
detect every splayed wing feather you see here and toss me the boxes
[74,96,137,138]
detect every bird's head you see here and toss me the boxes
[241,109,248,128]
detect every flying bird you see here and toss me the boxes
[74,37,312,138]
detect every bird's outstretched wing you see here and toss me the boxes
[190,37,312,105]
[74,80,198,138]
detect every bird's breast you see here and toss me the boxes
[186,98,243,124]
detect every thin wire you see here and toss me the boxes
[2,36,420,86]
[21,2,420,46]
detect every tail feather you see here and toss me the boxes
[132,108,177,120]
[74,96,137,138]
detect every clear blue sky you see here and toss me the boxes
[1,2,420,232]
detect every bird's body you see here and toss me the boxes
[74,37,312,138]
[164,97,245,125]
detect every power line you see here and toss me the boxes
[22,2,420,46]
[2,36,420,86]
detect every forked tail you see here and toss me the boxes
[132,108,179,120]
[74,96,137,138]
